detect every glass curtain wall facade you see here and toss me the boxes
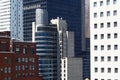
[23,0,81,56]
[35,25,57,80]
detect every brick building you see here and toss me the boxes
[0,31,42,80]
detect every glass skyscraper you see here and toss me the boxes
[23,0,81,56]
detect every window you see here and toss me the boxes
[101,56,104,61]
[113,0,117,4]
[94,45,98,50]
[101,45,104,50]
[16,47,20,54]
[114,56,118,61]
[114,33,118,38]
[30,48,35,54]
[107,56,111,61]
[114,45,118,50]
[8,67,11,73]
[94,35,97,39]
[107,45,111,50]
[107,34,111,39]
[107,0,110,5]
[94,2,97,7]
[100,23,104,28]
[100,12,104,17]
[94,13,97,18]
[108,68,111,73]
[115,68,118,73]
[95,68,98,72]
[107,22,111,27]
[113,10,117,16]
[101,34,104,39]
[114,22,117,27]
[4,67,7,73]
[94,24,97,28]
[101,68,104,73]
[23,48,27,54]
[94,57,98,61]
[107,11,110,16]
[100,1,103,6]
[0,44,7,51]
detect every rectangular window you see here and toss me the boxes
[101,68,104,73]
[94,35,97,39]
[100,23,104,28]
[107,0,110,5]
[107,11,110,16]
[16,48,20,54]
[108,68,111,73]
[114,56,118,61]
[94,45,98,50]
[101,56,104,61]
[114,45,118,50]
[101,45,104,50]
[107,56,111,61]
[100,12,104,17]
[23,48,27,54]
[113,10,117,16]
[114,22,117,27]
[30,49,35,54]
[101,34,104,39]
[114,33,118,38]
[94,13,97,18]
[107,34,111,39]
[113,0,117,4]
[94,24,97,28]
[100,1,103,6]
[115,68,118,73]
[107,45,111,50]
[107,22,111,27]
[94,2,97,7]
[0,44,7,51]
[94,57,98,61]
[95,68,98,72]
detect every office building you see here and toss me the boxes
[0,31,42,80]
[32,9,57,80]
[90,0,119,80]
[81,0,90,79]
[23,0,81,56]
[51,17,83,80]
[0,0,23,40]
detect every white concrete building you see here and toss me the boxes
[90,0,119,80]
[0,0,23,41]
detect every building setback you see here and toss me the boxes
[90,0,119,80]
[0,0,23,41]
[0,31,42,80]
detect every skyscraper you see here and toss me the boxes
[0,0,23,41]
[32,9,58,80]
[90,0,119,80]
[23,0,81,56]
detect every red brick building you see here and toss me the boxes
[0,31,42,80]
